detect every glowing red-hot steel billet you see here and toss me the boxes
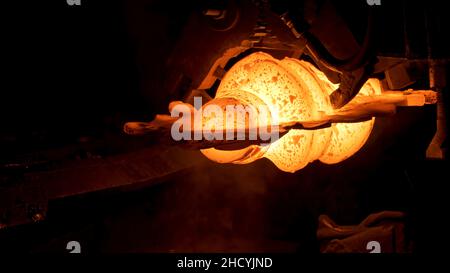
[124,52,437,172]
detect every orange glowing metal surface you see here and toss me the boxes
[201,52,381,173]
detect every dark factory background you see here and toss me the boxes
[1,0,449,253]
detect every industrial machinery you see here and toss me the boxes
[1,0,448,253]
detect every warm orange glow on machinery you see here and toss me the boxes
[124,52,435,173]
